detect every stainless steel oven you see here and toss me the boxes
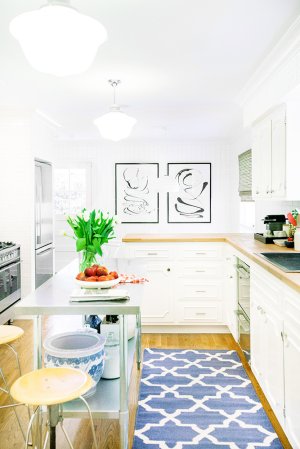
[236,258,250,363]
[0,243,21,322]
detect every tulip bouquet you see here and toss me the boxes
[287,209,299,239]
[66,209,117,271]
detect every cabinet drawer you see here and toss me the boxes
[133,248,170,259]
[284,288,300,329]
[175,262,223,278]
[251,269,282,310]
[177,302,222,323]
[180,248,222,260]
[178,281,221,299]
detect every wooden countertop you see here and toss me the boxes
[122,233,300,294]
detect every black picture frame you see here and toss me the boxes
[167,162,211,223]
[115,163,159,224]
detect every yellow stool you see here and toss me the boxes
[0,324,27,440]
[11,367,98,449]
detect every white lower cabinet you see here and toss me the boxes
[251,267,300,444]
[283,290,300,449]
[139,261,174,324]
[123,242,225,327]
[263,308,284,426]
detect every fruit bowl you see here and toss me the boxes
[76,264,120,289]
[75,278,120,289]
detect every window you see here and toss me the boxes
[238,149,252,201]
[54,163,91,217]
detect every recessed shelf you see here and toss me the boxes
[63,337,137,419]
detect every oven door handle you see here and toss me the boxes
[235,309,250,331]
[0,261,20,274]
[235,266,250,279]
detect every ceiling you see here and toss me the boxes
[1,0,300,141]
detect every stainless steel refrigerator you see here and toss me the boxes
[35,159,54,288]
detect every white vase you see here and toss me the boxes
[294,227,300,251]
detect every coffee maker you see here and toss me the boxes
[254,214,287,243]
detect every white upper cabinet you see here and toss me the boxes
[271,107,286,198]
[252,117,272,198]
[252,105,286,199]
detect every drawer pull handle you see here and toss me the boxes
[195,270,205,273]
[196,252,207,255]
[147,252,158,255]
[195,290,206,293]
[195,312,206,315]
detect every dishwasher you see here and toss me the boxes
[235,258,251,363]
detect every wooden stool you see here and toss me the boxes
[11,367,98,449]
[0,324,27,440]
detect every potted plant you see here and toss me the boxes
[66,209,116,271]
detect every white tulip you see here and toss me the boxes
[83,210,90,222]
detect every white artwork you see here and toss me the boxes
[115,163,159,223]
[167,163,211,223]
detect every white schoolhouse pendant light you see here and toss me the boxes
[94,80,137,141]
[9,0,107,77]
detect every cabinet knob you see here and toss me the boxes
[167,268,171,272]
[229,276,233,279]
[266,190,269,194]
[271,190,274,193]
[256,190,259,194]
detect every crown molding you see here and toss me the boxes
[237,15,300,106]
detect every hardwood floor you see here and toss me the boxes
[0,318,292,449]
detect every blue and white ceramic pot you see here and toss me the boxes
[44,330,106,397]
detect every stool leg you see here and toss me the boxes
[5,343,22,376]
[0,367,26,441]
[59,422,74,449]
[48,405,60,449]
[25,406,39,449]
[42,431,49,449]
[79,396,98,449]
[34,406,44,449]
[2,344,33,444]
[57,405,74,449]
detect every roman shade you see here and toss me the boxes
[238,149,252,201]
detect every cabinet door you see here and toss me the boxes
[271,107,286,198]
[250,298,266,384]
[252,119,272,198]
[284,322,300,447]
[263,307,284,426]
[140,262,174,324]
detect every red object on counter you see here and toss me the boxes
[287,212,297,226]
[119,274,149,284]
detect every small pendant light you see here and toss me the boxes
[94,80,137,142]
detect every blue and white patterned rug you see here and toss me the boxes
[133,349,283,449]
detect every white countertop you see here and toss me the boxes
[15,260,142,316]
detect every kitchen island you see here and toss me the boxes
[14,259,142,449]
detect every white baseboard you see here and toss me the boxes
[142,325,230,334]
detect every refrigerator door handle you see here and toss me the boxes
[35,164,42,246]
[36,246,54,255]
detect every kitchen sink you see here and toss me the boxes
[258,252,300,272]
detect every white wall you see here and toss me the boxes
[0,112,34,297]
[0,109,56,296]
[51,139,240,239]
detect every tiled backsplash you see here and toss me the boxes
[255,200,300,233]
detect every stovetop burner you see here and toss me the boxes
[0,242,15,251]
